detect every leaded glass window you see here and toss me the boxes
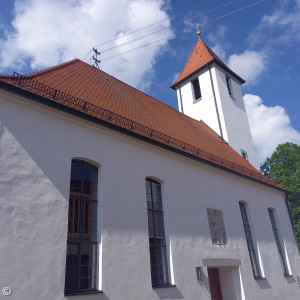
[65,160,98,294]
[268,209,290,275]
[239,202,262,278]
[146,178,170,287]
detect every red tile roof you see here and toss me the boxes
[171,39,245,89]
[0,59,282,190]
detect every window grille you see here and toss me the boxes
[239,202,262,278]
[268,209,290,275]
[65,160,98,294]
[146,178,170,287]
[192,78,202,101]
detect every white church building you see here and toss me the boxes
[0,38,299,300]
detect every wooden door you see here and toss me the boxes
[208,268,223,300]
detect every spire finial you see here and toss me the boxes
[194,23,201,40]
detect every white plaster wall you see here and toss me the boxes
[219,267,240,300]
[175,64,258,169]
[0,90,300,300]
[212,65,259,169]
[176,69,221,136]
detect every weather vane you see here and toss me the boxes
[194,23,201,39]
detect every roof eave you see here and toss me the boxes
[0,79,284,193]
[171,59,246,90]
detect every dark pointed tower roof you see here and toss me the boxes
[171,39,245,89]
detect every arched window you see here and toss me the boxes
[145,178,170,287]
[239,202,262,278]
[268,208,290,276]
[65,159,98,294]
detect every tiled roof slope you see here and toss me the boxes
[0,59,282,190]
[172,39,245,88]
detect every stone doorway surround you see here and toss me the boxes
[203,259,245,300]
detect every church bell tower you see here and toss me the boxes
[171,37,259,169]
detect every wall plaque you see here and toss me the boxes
[207,208,228,245]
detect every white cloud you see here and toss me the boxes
[0,0,173,89]
[207,25,227,44]
[171,72,180,84]
[211,43,226,61]
[249,0,300,45]
[244,93,300,163]
[207,25,228,61]
[227,50,266,85]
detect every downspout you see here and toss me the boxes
[208,65,223,139]
[284,191,300,254]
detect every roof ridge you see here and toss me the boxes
[25,58,80,78]
[172,39,214,87]
[201,40,226,66]
[200,39,215,60]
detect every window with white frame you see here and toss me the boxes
[239,202,263,278]
[268,208,290,276]
[145,178,170,287]
[65,159,99,294]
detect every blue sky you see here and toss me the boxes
[0,0,299,164]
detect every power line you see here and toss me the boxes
[82,0,236,61]
[93,0,213,48]
[99,0,239,55]
[100,0,266,62]
[202,0,266,26]
[101,35,174,61]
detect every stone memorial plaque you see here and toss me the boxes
[207,208,227,245]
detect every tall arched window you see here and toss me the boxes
[65,160,98,294]
[239,202,262,278]
[145,178,170,287]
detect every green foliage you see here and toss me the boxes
[260,142,300,243]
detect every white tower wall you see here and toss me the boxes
[212,65,259,169]
[176,68,221,136]
[176,63,259,169]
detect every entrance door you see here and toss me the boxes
[208,268,223,300]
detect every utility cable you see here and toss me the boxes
[93,0,213,48]
[100,0,265,62]
[82,0,212,61]
[201,0,266,26]
[99,0,239,55]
